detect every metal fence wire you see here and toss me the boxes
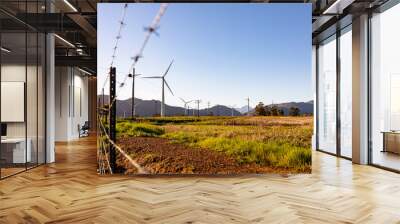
[97,4,169,174]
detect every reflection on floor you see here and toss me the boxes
[0,167,25,178]
[373,151,400,171]
[0,137,400,223]
[0,163,42,179]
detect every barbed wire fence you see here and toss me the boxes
[97,4,169,175]
[109,4,169,113]
[101,3,128,93]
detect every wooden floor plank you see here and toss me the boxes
[0,136,399,223]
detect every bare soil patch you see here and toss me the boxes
[117,137,284,175]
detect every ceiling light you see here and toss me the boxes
[54,34,75,48]
[1,47,11,53]
[63,0,78,12]
[78,67,92,76]
[323,0,355,15]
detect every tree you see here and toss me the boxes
[289,107,300,116]
[254,102,266,116]
[270,105,279,116]
[264,106,271,116]
[278,108,284,116]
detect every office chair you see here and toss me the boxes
[79,121,90,138]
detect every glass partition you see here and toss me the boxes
[339,26,352,158]
[317,35,337,154]
[0,1,46,179]
[371,3,400,171]
[1,31,28,177]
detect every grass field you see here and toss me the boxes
[117,116,313,173]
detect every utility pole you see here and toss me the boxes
[109,66,117,172]
[245,97,250,116]
[102,88,105,108]
[195,100,201,117]
[129,68,141,118]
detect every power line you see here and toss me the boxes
[101,3,129,91]
[120,3,169,91]
[98,3,169,174]
[108,3,169,113]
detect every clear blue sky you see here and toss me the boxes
[98,3,312,108]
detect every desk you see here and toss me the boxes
[1,138,31,163]
[382,131,400,154]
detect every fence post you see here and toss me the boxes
[109,66,117,172]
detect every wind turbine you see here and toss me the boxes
[230,105,236,117]
[133,101,141,117]
[179,97,193,116]
[142,60,174,117]
[245,97,250,116]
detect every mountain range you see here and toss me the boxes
[98,95,313,117]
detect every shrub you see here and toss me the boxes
[117,122,164,137]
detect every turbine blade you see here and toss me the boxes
[164,80,174,96]
[142,76,161,79]
[179,97,185,103]
[163,60,174,77]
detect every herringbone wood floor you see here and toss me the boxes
[1,136,400,224]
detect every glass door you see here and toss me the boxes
[317,35,337,154]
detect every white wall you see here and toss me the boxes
[1,65,26,137]
[1,65,40,138]
[1,63,46,164]
[55,67,89,141]
[55,66,69,141]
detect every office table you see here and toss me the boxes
[381,131,400,154]
[1,138,32,164]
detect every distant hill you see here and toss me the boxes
[97,96,241,117]
[98,95,313,117]
[235,105,253,114]
[250,100,313,115]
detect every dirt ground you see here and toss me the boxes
[117,137,291,175]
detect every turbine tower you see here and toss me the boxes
[179,97,193,116]
[245,97,250,116]
[143,60,174,117]
[230,105,236,117]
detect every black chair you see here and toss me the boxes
[79,121,90,138]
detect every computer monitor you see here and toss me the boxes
[1,123,7,137]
